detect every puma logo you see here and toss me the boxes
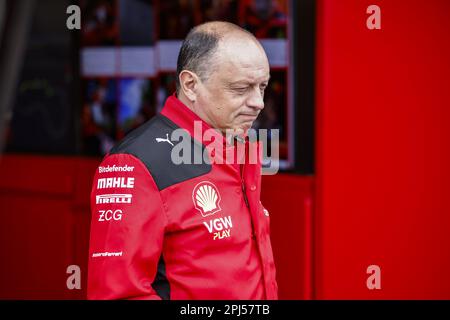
[155,133,174,147]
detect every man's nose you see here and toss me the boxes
[246,88,265,111]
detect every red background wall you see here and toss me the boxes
[0,156,96,299]
[315,0,450,299]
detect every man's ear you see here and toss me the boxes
[179,70,198,102]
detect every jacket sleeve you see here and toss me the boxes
[87,153,168,300]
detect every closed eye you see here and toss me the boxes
[233,87,249,94]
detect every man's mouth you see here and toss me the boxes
[239,113,259,120]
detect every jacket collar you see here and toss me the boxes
[160,94,261,170]
[160,94,228,147]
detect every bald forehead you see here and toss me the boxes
[200,23,267,64]
[194,21,261,48]
[217,35,269,72]
[213,38,270,87]
[194,21,250,37]
[185,21,269,82]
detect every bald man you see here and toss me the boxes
[88,21,278,300]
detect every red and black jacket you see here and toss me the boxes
[88,95,278,300]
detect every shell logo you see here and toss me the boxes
[192,181,222,217]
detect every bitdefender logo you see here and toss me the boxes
[98,165,134,173]
[192,181,221,217]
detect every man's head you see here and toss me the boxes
[176,21,270,134]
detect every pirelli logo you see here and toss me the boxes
[96,194,132,204]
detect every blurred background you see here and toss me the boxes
[0,0,449,299]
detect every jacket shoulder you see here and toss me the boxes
[109,114,211,190]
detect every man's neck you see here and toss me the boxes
[177,93,216,129]
[176,93,247,145]
[176,93,195,114]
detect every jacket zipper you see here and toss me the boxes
[240,139,250,208]
[242,178,250,208]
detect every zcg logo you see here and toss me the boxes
[98,209,123,222]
